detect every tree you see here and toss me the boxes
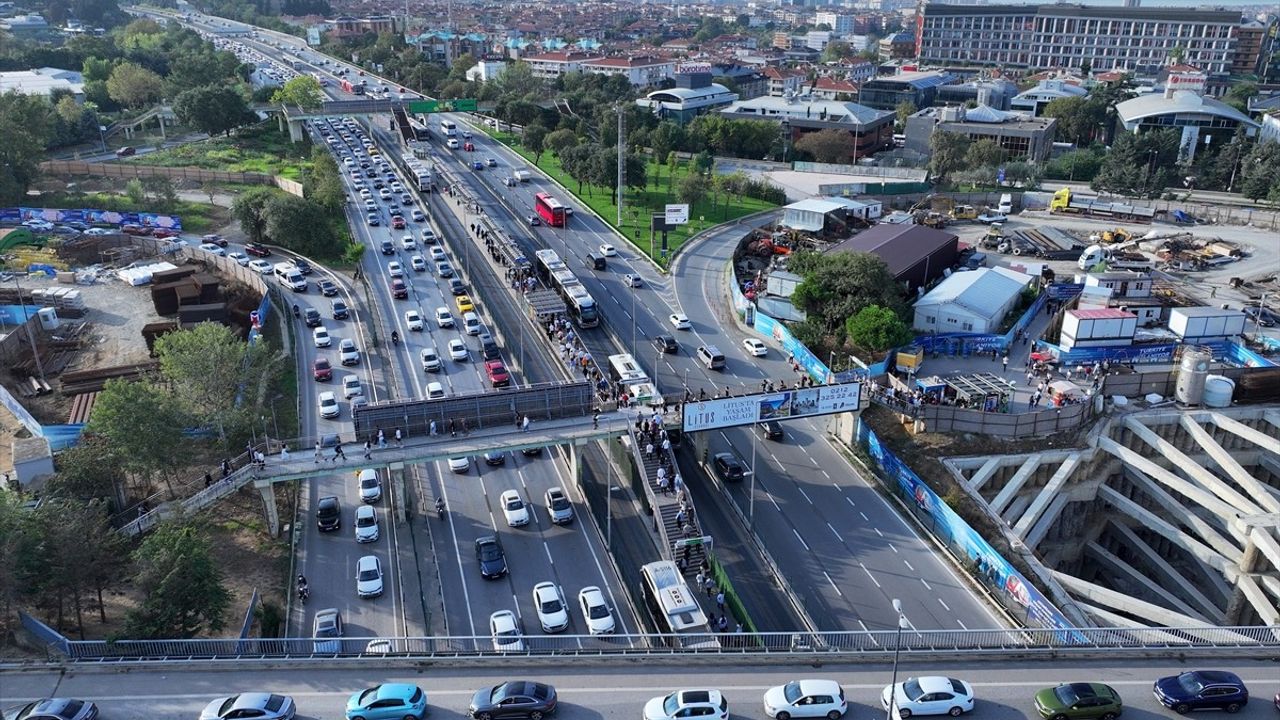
[106,62,164,108]
[28,499,125,637]
[894,100,917,132]
[1166,45,1186,65]
[1223,81,1257,113]
[303,148,346,213]
[231,187,277,244]
[650,121,683,163]
[559,143,597,193]
[271,75,323,109]
[677,173,710,208]
[47,434,126,507]
[787,251,906,336]
[1043,96,1103,147]
[965,138,1006,170]
[524,123,548,165]
[821,40,851,63]
[845,305,913,352]
[544,128,578,158]
[927,131,971,182]
[795,128,855,163]
[264,194,342,258]
[124,179,146,205]
[85,379,184,496]
[0,93,51,204]
[126,522,230,638]
[173,84,251,137]
[142,176,178,211]
[1045,148,1105,181]
[1239,140,1280,202]
[1092,129,1180,198]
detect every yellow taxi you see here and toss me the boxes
[456,295,475,314]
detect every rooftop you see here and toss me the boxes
[1068,308,1138,320]
[1116,91,1259,128]
[826,223,958,276]
[721,95,891,127]
[915,266,1031,317]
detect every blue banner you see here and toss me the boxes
[1036,339,1277,368]
[9,207,182,230]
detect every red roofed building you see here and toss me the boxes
[765,67,806,97]
[811,76,859,101]
[523,50,604,80]
[583,55,676,86]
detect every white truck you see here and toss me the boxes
[512,169,531,183]
[997,193,1013,215]
[1077,244,1154,272]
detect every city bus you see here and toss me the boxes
[534,248,565,284]
[563,284,600,328]
[534,193,567,227]
[639,560,717,647]
[607,351,660,405]
[440,119,457,137]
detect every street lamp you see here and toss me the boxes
[98,125,107,153]
[885,599,910,720]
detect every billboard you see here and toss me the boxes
[664,203,689,225]
[682,381,862,433]
[407,99,478,114]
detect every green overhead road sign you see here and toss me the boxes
[407,99,478,114]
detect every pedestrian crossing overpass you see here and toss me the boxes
[268,99,496,142]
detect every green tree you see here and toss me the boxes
[303,148,346,213]
[1166,45,1186,65]
[1043,96,1104,147]
[141,176,179,211]
[524,123,548,165]
[1223,81,1258,113]
[821,40,851,63]
[1092,129,1180,198]
[126,523,231,638]
[650,121,684,164]
[694,149,715,176]
[677,173,710,208]
[559,143,597,194]
[544,128,578,158]
[894,100,917,132]
[106,62,164,108]
[927,131,971,182]
[82,56,115,83]
[1045,148,1105,181]
[1239,140,1280,202]
[794,128,854,163]
[787,251,906,336]
[124,178,146,205]
[0,93,52,204]
[264,194,342,258]
[28,499,125,637]
[271,75,323,109]
[85,379,184,496]
[231,187,277,244]
[46,434,126,506]
[965,138,1006,169]
[845,305,913,352]
[173,84,251,137]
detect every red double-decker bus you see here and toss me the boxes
[534,193,566,227]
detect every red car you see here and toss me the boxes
[390,278,408,299]
[313,357,333,381]
[463,142,475,152]
[485,360,510,388]
[151,227,180,239]
[244,243,272,257]
[121,224,152,236]
[391,215,406,229]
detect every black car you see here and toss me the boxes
[758,420,784,441]
[1153,670,1248,714]
[484,451,506,466]
[293,259,313,275]
[712,453,745,482]
[318,279,338,297]
[475,536,508,579]
[380,239,394,255]
[303,308,321,327]
[470,681,558,720]
[316,495,341,531]
[449,278,467,296]
[520,447,543,457]
[332,299,350,320]
[653,334,678,354]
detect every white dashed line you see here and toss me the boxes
[823,572,844,597]
[797,486,813,504]
[888,542,898,553]
[939,598,951,612]
[859,511,869,522]
[827,522,843,542]
[921,577,932,590]
[874,527,884,537]
[793,528,810,551]
[860,563,882,588]
[903,560,915,572]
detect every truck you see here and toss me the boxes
[997,193,1013,215]
[1077,244,1154,272]
[512,169,531,183]
[339,78,365,95]
[1050,188,1157,223]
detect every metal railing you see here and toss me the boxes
[55,626,1280,662]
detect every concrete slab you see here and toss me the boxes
[1107,520,1226,620]
[1052,570,1214,627]
[1013,453,1081,539]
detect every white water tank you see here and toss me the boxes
[1203,375,1234,408]
[1174,346,1211,405]
[37,307,60,330]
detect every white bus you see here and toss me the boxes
[608,353,648,386]
[440,119,457,137]
[639,560,717,647]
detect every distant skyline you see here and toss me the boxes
[922,0,1276,7]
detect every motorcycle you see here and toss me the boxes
[435,498,445,520]
[391,331,400,346]
[292,304,300,318]
[297,583,309,604]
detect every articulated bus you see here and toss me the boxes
[533,249,599,328]
[563,283,599,328]
[534,248,566,284]
[639,560,717,648]
[607,352,661,406]
[534,192,567,227]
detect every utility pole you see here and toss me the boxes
[617,104,625,227]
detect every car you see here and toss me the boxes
[436,307,455,328]
[976,212,1007,224]
[531,582,569,633]
[378,188,392,200]
[400,193,413,205]
[1034,683,1122,720]
[428,246,447,262]
[882,677,975,718]
[339,338,360,365]
[713,453,745,482]
[449,278,467,295]
[421,229,437,244]
[293,259,312,275]
[342,374,363,400]
[645,690,728,720]
[332,299,351,319]
[527,214,541,226]
[83,227,114,236]
[483,358,509,384]
[1153,671,1248,714]
[380,239,395,255]
[472,161,483,170]
[319,279,338,296]
[464,142,475,152]
[427,382,445,400]
[669,313,692,330]
[475,536,508,579]
[743,338,768,357]
[365,213,380,226]
[405,310,424,331]
[358,469,382,503]
[317,496,341,531]
[463,312,482,336]
[436,261,454,278]
[303,307,321,327]
[227,251,250,266]
[318,391,340,419]
[653,335,678,354]
[313,357,333,381]
[313,326,332,347]
[456,294,476,313]
[410,255,427,272]
[764,680,848,720]
[624,273,642,288]
[387,260,404,277]
[490,610,524,652]
[400,234,416,250]
[759,420,784,441]
[599,243,617,257]
[544,487,573,524]
[11,699,101,720]
[200,694,296,720]
[411,209,426,222]
[501,490,530,527]
[390,278,409,299]
[420,346,441,372]
[345,684,426,720]
[1243,305,1277,328]
[448,456,470,473]
[469,682,558,720]
[484,451,506,466]
[391,215,406,229]
[355,554,383,598]
[354,504,379,543]
[486,157,497,167]
[199,242,226,256]
[577,586,615,635]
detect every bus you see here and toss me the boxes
[639,560,716,647]
[440,119,457,137]
[412,166,432,192]
[564,284,599,328]
[534,248,565,284]
[533,249,598,328]
[534,193,567,227]
[607,353,648,386]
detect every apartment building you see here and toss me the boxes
[916,4,1246,76]
[331,15,399,39]
[583,56,676,87]
[522,50,604,80]
[814,12,854,35]
[765,67,807,97]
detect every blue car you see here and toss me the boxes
[1153,671,1248,714]
[346,684,427,720]
[472,161,484,170]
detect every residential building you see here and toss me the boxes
[913,266,1033,334]
[637,71,739,124]
[827,223,959,293]
[1232,20,1272,77]
[905,105,1058,161]
[765,67,808,97]
[858,71,953,110]
[1011,79,1088,116]
[719,95,895,158]
[411,30,489,67]
[466,59,508,83]
[811,76,859,101]
[806,30,832,52]
[1115,89,1260,161]
[712,63,768,99]
[879,31,916,60]
[523,50,603,80]
[815,12,854,35]
[1,13,49,36]
[332,15,399,39]
[916,4,1245,76]
[0,67,84,101]
[583,55,675,87]
[935,79,1019,110]
[1260,110,1280,145]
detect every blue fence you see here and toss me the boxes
[1035,338,1277,368]
[5,206,183,230]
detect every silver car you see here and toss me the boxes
[199,693,296,720]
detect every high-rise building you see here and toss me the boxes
[916,4,1245,76]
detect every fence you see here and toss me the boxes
[914,400,1091,437]
[40,161,306,199]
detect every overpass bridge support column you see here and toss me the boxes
[286,117,305,143]
[568,439,587,486]
[255,479,280,537]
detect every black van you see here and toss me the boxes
[585,252,605,270]
[479,333,501,361]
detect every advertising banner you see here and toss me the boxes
[682,382,862,433]
[9,207,182,230]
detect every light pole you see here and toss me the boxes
[98,125,108,153]
[885,599,910,720]
[1253,292,1269,339]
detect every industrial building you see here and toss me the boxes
[0,67,85,101]
[912,266,1031,334]
[782,197,883,234]
[826,223,958,294]
[719,95,894,158]
[1011,79,1088,117]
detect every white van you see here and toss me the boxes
[275,263,306,292]
[696,345,726,371]
[446,139,460,149]
[462,312,482,336]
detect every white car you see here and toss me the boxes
[355,555,383,598]
[500,489,530,527]
[448,338,468,361]
[429,247,446,262]
[198,242,225,256]
[426,381,445,399]
[645,690,728,720]
[317,391,339,419]
[577,586,615,635]
[743,338,768,357]
[448,456,470,473]
[339,338,360,366]
[249,259,273,274]
[624,273,642,288]
[410,255,427,272]
[341,374,363,399]
[669,313,692,331]
[404,310,424,331]
[435,307,454,328]
[764,680,848,720]
[387,261,404,277]
[354,504,379,543]
[880,677,974,718]
[532,581,569,633]
[400,235,416,250]
[599,243,617,257]
[489,610,524,652]
[544,487,574,525]
[312,326,332,347]
[227,251,250,266]
[357,468,382,503]
[420,346,441,372]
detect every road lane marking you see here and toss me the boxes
[827,522,843,542]
[921,578,932,590]
[859,563,881,588]
[939,598,951,612]
[903,560,914,572]
[823,571,843,597]
[792,528,810,551]
[859,512,869,522]
[796,486,813,504]
[874,528,884,537]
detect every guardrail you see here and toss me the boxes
[54,625,1280,662]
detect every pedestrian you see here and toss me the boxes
[254,450,266,468]
[696,571,705,590]
[377,429,387,449]
[280,445,290,461]
[204,471,213,488]
[430,419,438,437]
[1002,354,1009,371]
[449,418,455,436]
[364,440,373,459]
[717,615,728,632]
[461,417,468,434]
[314,441,322,463]
[592,412,599,429]
[673,473,684,495]
[656,467,668,492]
[676,508,686,525]
[395,428,403,447]
[522,415,530,432]
[736,623,743,634]
[662,436,671,454]
[334,442,345,461]
[645,441,654,457]
[704,577,715,597]
[716,591,725,611]
[221,459,231,478]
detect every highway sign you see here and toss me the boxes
[407,99,479,114]
[681,381,863,433]
[665,204,690,225]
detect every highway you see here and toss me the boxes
[3,661,1278,720]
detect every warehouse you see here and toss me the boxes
[825,223,958,293]
[781,197,880,234]
[913,266,1032,334]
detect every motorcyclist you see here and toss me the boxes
[391,330,399,345]
[292,304,300,317]
[435,497,445,517]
